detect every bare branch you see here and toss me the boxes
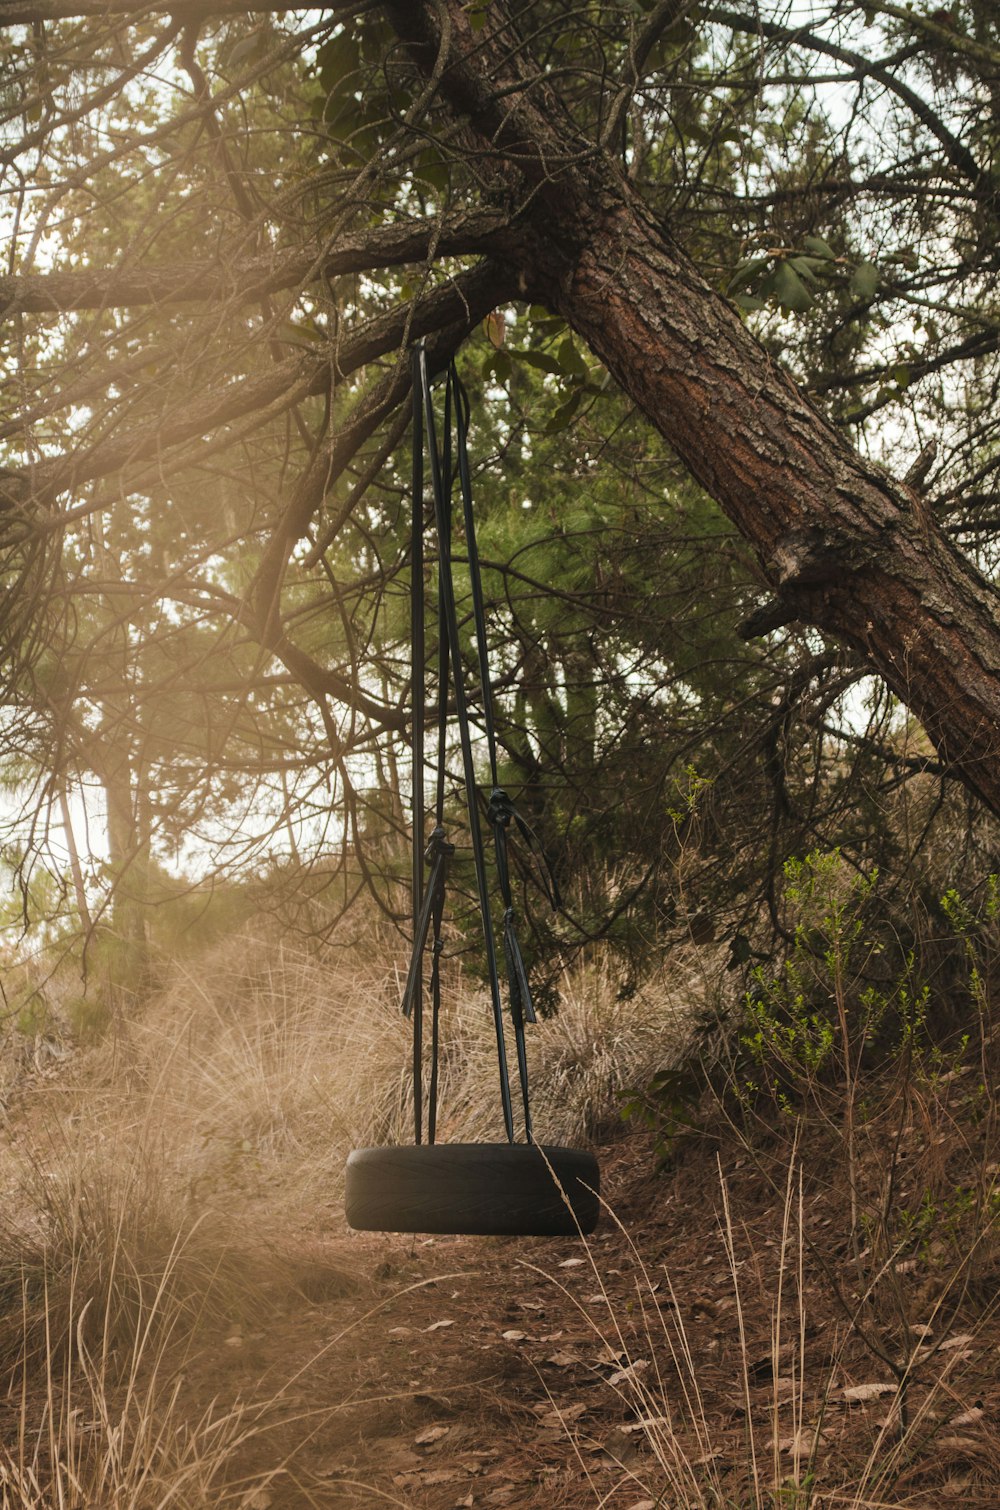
[706,7,983,187]
[3,258,515,519]
[0,213,510,316]
[0,0,365,21]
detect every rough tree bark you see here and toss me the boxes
[385,0,1000,817]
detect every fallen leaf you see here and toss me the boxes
[941,1333,975,1350]
[558,1257,585,1268]
[536,1403,588,1428]
[608,1359,650,1387]
[388,1326,413,1337]
[240,1493,273,1510]
[546,1350,582,1368]
[486,1463,535,1482]
[618,1416,670,1435]
[843,1382,897,1402]
[952,1407,985,1427]
[768,1429,828,1455]
[424,1319,456,1332]
[423,1468,463,1484]
[501,1329,527,1342]
[415,1425,450,1446]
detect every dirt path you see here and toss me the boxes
[180,1135,1000,1508]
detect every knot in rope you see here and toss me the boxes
[425,825,455,865]
[487,787,515,828]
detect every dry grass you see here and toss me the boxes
[8,918,994,1507]
[0,1229,304,1510]
[0,923,709,1508]
[526,1152,1000,1510]
[108,929,710,1206]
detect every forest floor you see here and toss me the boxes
[109,1126,1000,1510]
[4,933,1000,1509]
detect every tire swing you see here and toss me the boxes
[345,344,600,1238]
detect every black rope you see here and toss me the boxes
[420,345,517,1143]
[409,346,425,1145]
[403,344,562,1147]
[449,363,538,1140]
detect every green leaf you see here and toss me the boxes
[733,293,767,312]
[466,0,492,30]
[892,363,911,389]
[510,349,563,375]
[849,260,879,301]
[316,31,361,93]
[558,336,589,379]
[803,235,836,260]
[414,148,450,193]
[768,260,815,313]
[482,349,512,383]
[726,255,770,295]
[789,256,828,288]
[544,389,583,433]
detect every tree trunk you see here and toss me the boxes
[58,784,94,936]
[387,0,1000,816]
[536,194,1000,814]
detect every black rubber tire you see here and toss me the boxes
[345,1143,600,1237]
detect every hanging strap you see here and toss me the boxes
[449,365,562,913]
[408,347,426,1144]
[447,362,537,1138]
[402,347,556,1147]
[415,342,518,1143]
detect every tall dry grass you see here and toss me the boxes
[0,921,712,1507]
[110,928,714,1212]
[531,1154,1000,1510]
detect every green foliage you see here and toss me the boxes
[3,0,1000,989]
[620,1062,706,1167]
[726,243,881,318]
[628,854,1000,1167]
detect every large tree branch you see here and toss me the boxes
[2,259,508,519]
[0,212,509,317]
[384,0,1000,818]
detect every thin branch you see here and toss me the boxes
[0,215,510,317]
[706,7,983,187]
[3,258,516,519]
[0,0,368,21]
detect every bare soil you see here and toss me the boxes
[166,1131,1000,1509]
